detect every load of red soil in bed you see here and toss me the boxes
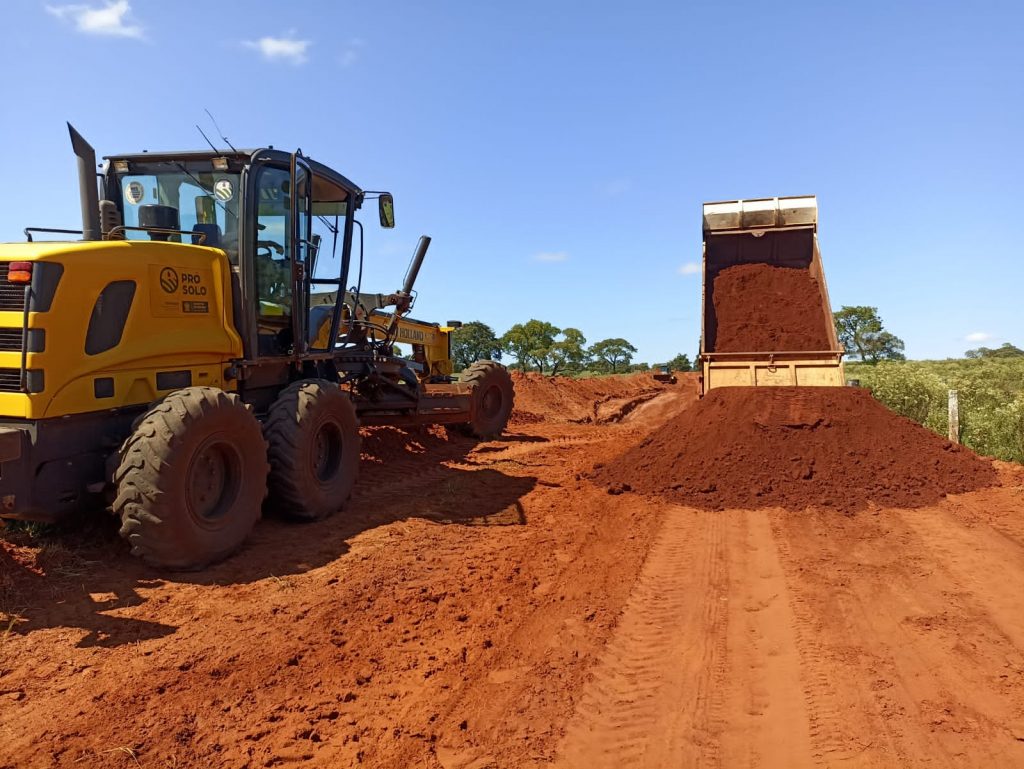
[594,387,998,513]
[710,263,833,352]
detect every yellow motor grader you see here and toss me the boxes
[0,125,512,569]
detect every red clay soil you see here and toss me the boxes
[594,386,998,513]
[509,371,674,424]
[710,263,833,352]
[3,377,1024,769]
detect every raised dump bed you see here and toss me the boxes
[699,196,845,393]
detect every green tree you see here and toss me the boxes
[548,328,589,376]
[666,353,693,372]
[500,319,560,373]
[450,321,502,370]
[589,338,638,373]
[965,342,1024,359]
[833,306,906,364]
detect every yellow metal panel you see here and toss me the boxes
[703,362,754,388]
[704,358,846,392]
[0,393,30,418]
[794,363,845,387]
[45,363,232,416]
[147,264,216,317]
[369,311,454,378]
[753,365,797,386]
[0,240,243,419]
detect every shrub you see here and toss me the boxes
[846,358,1024,463]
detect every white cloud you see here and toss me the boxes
[965,331,994,343]
[677,262,701,275]
[533,251,568,263]
[243,34,311,65]
[46,0,143,39]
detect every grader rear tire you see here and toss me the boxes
[461,360,514,439]
[264,379,361,521]
[113,387,269,570]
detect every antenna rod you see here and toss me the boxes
[195,124,219,153]
[205,109,237,152]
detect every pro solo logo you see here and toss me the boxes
[159,267,207,296]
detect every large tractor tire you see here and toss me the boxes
[264,379,361,521]
[113,387,269,570]
[461,360,515,439]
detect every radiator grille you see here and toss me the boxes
[0,329,21,352]
[0,368,21,392]
[0,265,27,311]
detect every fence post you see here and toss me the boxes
[948,389,960,443]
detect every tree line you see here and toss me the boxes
[453,308,1018,377]
[450,320,694,376]
[834,306,1022,363]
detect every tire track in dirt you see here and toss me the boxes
[553,506,728,768]
[772,505,1024,768]
[771,516,887,766]
[900,506,1024,648]
[719,510,815,769]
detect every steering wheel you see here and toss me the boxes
[257,239,285,259]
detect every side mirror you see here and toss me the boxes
[378,193,395,229]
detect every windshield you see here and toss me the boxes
[115,160,241,264]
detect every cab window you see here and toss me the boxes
[118,164,241,264]
[253,166,294,355]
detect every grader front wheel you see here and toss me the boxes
[461,360,514,439]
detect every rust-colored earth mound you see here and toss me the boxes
[510,371,676,424]
[711,263,833,352]
[595,387,998,512]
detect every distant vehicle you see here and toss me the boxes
[653,364,677,384]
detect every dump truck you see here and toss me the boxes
[652,364,677,384]
[699,196,845,393]
[0,124,514,569]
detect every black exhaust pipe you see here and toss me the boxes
[67,123,100,241]
[402,235,431,295]
[384,235,431,341]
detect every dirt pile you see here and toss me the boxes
[594,387,998,512]
[510,372,681,424]
[710,263,833,352]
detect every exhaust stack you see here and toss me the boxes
[401,235,431,296]
[67,123,101,241]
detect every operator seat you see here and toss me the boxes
[191,223,222,248]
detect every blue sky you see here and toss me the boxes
[1,0,1021,363]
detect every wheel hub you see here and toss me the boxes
[187,439,240,523]
[481,385,502,419]
[311,421,343,484]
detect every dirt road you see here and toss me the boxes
[3,374,1024,769]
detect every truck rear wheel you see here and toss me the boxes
[265,379,361,521]
[461,360,514,439]
[113,387,269,570]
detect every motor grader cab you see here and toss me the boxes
[0,124,513,569]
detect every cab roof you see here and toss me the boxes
[102,148,364,197]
